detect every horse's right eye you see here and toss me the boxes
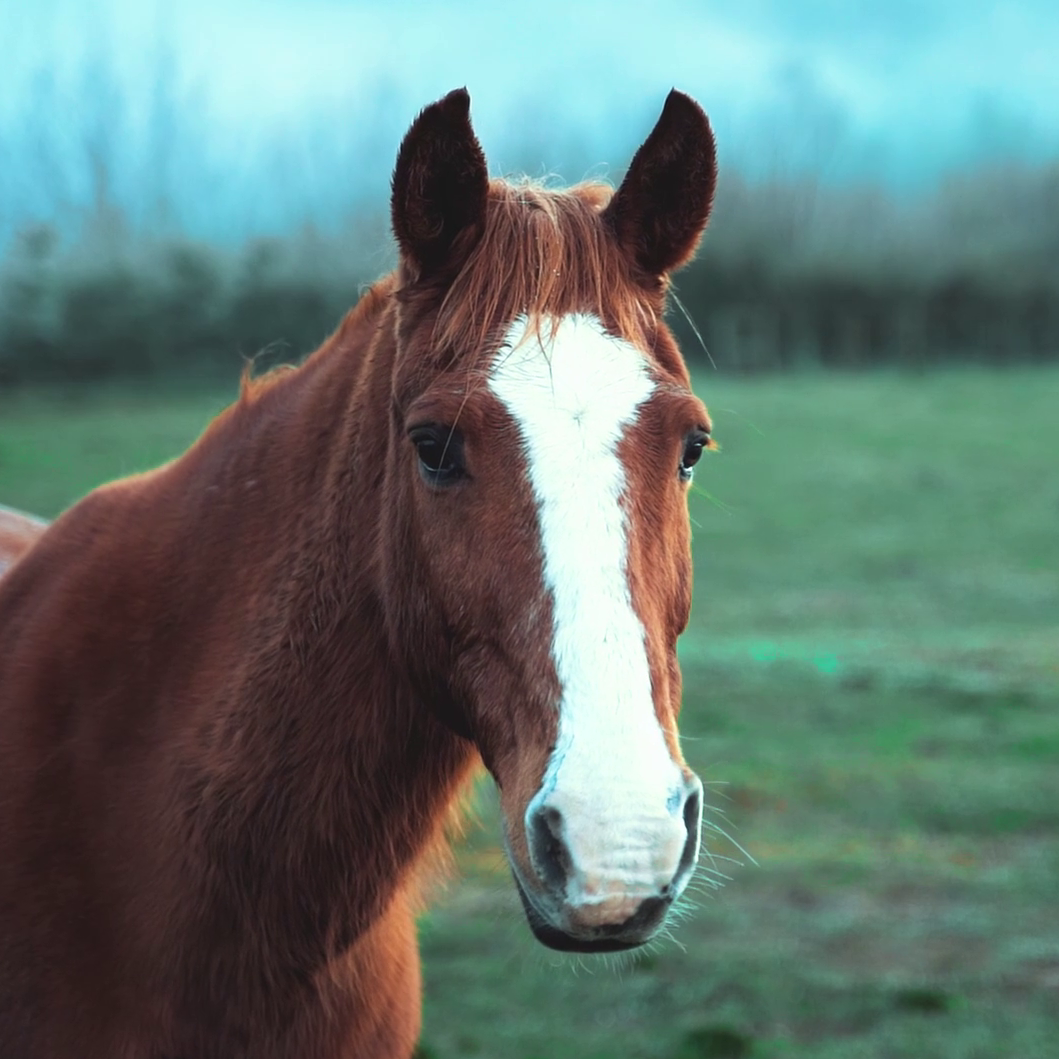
[409,425,466,485]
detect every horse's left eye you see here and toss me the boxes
[679,430,710,481]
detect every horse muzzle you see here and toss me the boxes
[510,773,703,952]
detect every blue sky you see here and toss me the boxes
[1,0,1056,241]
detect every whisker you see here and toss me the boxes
[701,819,758,866]
[712,406,767,437]
[689,484,734,514]
[670,289,716,371]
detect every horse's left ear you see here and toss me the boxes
[391,88,489,280]
[603,90,718,277]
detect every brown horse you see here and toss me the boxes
[0,506,48,578]
[0,88,718,1058]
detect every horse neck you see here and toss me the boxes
[167,289,475,963]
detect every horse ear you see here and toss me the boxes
[603,90,718,277]
[391,88,489,279]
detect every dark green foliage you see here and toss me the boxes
[674,1025,755,1059]
[2,165,1058,385]
[669,164,1059,369]
[669,257,1059,372]
[890,988,953,1015]
[0,231,365,387]
[56,264,154,380]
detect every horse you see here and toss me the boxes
[0,88,719,1058]
[0,505,48,578]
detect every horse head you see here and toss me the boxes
[382,88,717,953]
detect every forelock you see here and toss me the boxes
[431,180,661,360]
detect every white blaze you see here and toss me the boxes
[489,313,688,910]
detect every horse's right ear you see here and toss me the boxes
[603,90,717,278]
[391,88,489,280]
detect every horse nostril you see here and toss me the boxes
[675,780,703,887]
[528,804,571,896]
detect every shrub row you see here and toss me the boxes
[0,231,370,387]
[668,261,1059,371]
[1,220,1057,387]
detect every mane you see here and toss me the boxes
[238,274,398,403]
[428,180,662,359]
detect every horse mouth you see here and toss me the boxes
[510,871,672,954]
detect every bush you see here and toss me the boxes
[2,163,1057,385]
[0,231,368,387]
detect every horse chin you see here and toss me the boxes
[510,870,669,954]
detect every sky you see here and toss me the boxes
[0,0,1056,242]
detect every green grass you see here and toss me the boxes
[2,366,1058,1058]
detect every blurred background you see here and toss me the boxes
[1,1,1057,1057]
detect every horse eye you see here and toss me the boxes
[679,430,710,481]
[409,425,465,485]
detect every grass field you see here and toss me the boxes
[1,366,1057,1058]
